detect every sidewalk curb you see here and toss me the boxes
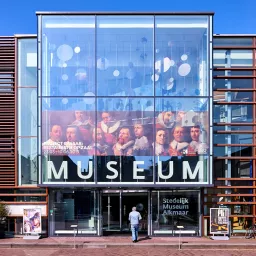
[0,243,256,249]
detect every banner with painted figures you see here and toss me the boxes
[23,208,41,234]
[41,97,211,184]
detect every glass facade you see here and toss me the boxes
[8,13,256,238]
[38,14,212,185]
[17,38,38,185]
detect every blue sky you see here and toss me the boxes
[1,0,255,35]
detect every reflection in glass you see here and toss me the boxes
[49,190,98,235]
[18,88,37,136]
[18,138,37,185]
[18,39,37,86]
[96,16,154,96]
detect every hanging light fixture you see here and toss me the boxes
[74,46,81,53]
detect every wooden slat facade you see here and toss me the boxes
[202,35,256,235]
[0,37,15,187]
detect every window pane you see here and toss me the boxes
[214,160,252,178]
[41,97,95,183]
[214,126,253,132]
[213,78,252,89]
[18,38,37,86]
[96,16,154,96]
[214,37,253,46]
[18,88,37,136]
[18,138,38,185]
[213,146,252,157]
[213,91,253,102]
[155,97,209,156]
[213,50,253,67]
[214,134,252,144]
[42,16,95,96]
[96,98,154,183]
[213,70,253,76]
[213,105,253,123]
[155,16,209,96]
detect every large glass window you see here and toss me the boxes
[49,189,98,236]
[96,16,154,97]
[152,190,199,235]
[38,14,212,185]
[42,16,95,96]
[155,16,209,96]
[18,38,38,185]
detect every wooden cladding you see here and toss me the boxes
[0,37,15,186]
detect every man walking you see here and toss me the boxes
[129,206,142,243]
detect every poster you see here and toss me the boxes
[23,208,42,234]
[40,97,211,184]
[210,208,229,234]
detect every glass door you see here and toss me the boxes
[102,193,120,231]
[101,190,149,235]
[121,192,148,233]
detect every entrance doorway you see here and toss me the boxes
[102,190,148,235]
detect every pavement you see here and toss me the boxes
[0,236,256,250]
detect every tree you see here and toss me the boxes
[0,202,9,238]
[0,202,10,224]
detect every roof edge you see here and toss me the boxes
[35,11,215,15]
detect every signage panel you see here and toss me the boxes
[210,208,229,234]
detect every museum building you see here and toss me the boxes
[0,12,255,237]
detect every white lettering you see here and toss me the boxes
[182,161,203,180]
[47,161,68,179]
[106,161,118,179]
[158,161,173,179]
[133,161,145,180]
[77,161,93,179]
